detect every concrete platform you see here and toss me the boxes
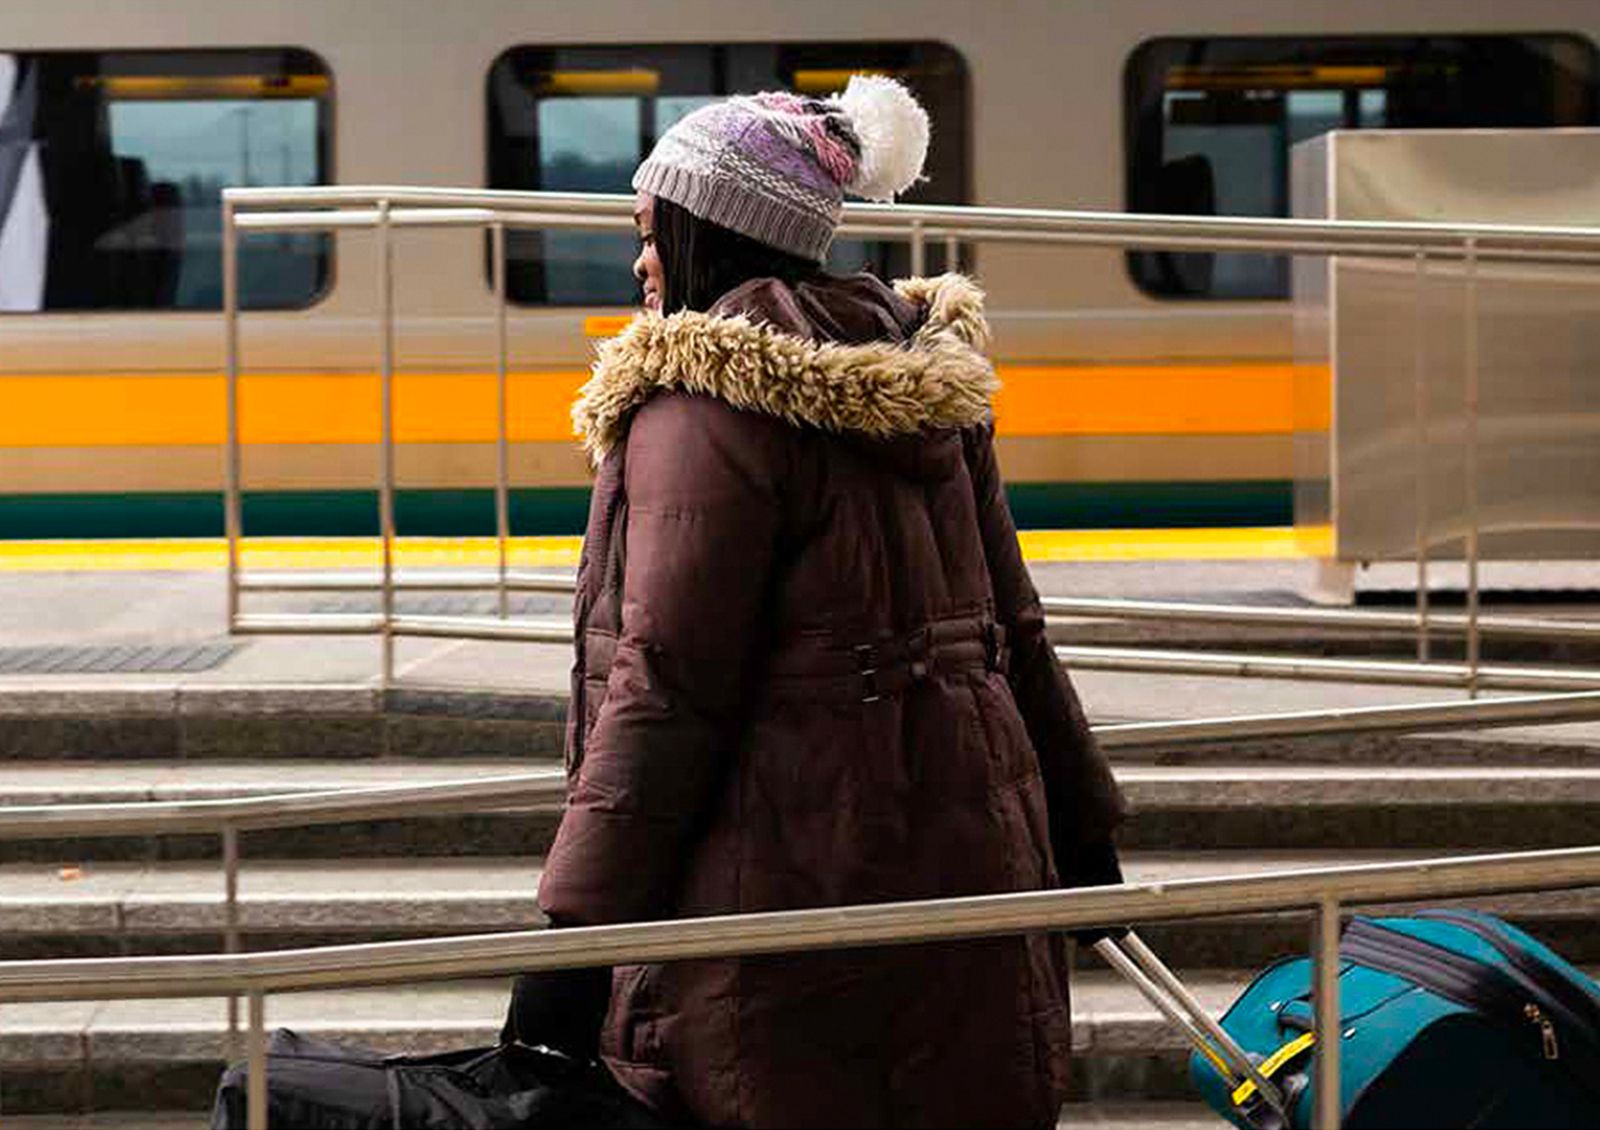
[0,560,1596,699]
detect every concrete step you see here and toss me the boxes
[0,858,546,958]
[0,1116,210,1130]
[1117,850,1600,967]
[5,681,1600,767]
[0,685,567,762]
[1058,1104,1221,1129]
[41,957,1578,1114]
[1050,613,1600,668]
[5,851,1598,965]
[0,1103,1221,1128]
[1114,762,1600,849]
[0,760,551,806]
[0,972,1248,1113]
[1111,719,1600,767]
[0,760,563,863]
[5,759,1600,863]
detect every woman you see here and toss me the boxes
[506,77,1127,1129]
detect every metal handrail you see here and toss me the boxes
[6,846,1600,1130]
[3,685,1599,832]
[8,689,1600,843]
[1056,645,1600,692]
[232,605,1600,691]
[0,770,566,840]
[223,185,1600,701]
[234,569,1600,643]
[223,185,1600,258]
[6,847,1598,999]
[1040,596,1600,642]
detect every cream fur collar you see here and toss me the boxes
[572,274,996,463]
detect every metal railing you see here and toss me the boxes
[10,687,1600,861]
[229,567,1600,691]
[7,684,1600,1070]
[0,770,567,1053]
[5,844,1600,1129]
[222,186,1600,697]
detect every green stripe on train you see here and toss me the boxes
[0,482,1294,539]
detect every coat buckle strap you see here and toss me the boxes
[983,622,1010,674]
[854,644,881,704]
[906,627,931,683]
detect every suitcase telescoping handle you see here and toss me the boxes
[1094,933,1294,1125]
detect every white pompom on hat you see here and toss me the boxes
[631,73,932,263]
[833,74,931,202]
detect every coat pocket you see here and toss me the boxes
[974,672,1040,791]
[607,964,664,1067]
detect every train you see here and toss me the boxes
[2,0,1597,541]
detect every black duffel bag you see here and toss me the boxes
[211,1028,671,1130]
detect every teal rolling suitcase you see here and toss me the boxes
[1104,911,1600,1128]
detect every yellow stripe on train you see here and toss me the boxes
[0,364,1331,448]
[0,527,1331,572]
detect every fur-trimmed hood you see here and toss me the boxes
[572,273,996,463]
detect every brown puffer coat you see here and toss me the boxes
[538,272,1126,1129]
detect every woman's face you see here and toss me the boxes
[633,192,663,313]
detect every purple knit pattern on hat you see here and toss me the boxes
[631,92,861,263]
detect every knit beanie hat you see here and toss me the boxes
[631,75,930,263]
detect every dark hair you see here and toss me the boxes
[653,196,823,314]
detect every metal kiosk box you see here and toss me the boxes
[1290,129,1600,575]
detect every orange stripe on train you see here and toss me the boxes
[0,364,1331,447]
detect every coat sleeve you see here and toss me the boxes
[538,394,784,926]
[962,424,1127,870]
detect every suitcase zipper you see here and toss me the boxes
[1525,1002,1560,1060]
[1415,909,1600,1059]
[1343,918,1598,1094]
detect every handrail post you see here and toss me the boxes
[223,198,243,630]
[378,199,397,688]
[1313,895,1343,1129]
[944,233,958,274]
[910,219,926,276]
[1462,237,1481,699]
[247,990,267,1130]
[1412,249,1430,663]
[223,824,242,1057]
[492,220,511,620]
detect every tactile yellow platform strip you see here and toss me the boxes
[0,527,1329,573]
[1018,525,1332,562]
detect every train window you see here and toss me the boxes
[486,42,969,305]
[1125,34,1600,300]
[0,48,331,313]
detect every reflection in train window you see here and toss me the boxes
[0,48,332,313]
[486,42,969,306]
[1124,35,1600,300]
